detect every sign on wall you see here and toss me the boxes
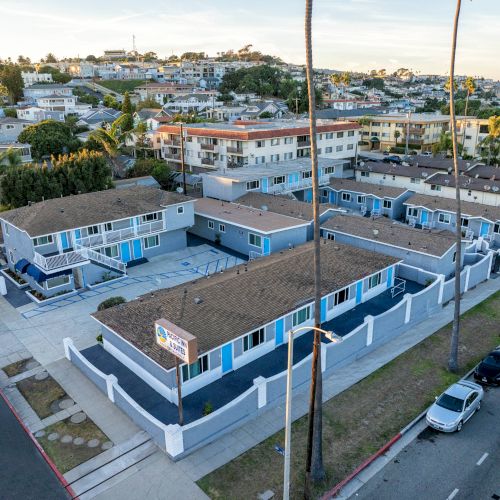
[154,318,198,365]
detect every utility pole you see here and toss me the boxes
[180,123,187,195]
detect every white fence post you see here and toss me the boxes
[321,342,327,373]
[253,376,267,409]
[106,374,118,403]
[63,337,73,360]
[165,424,184,458]
[404,293,412,324]
[365,316,374,346]
[487,251,494,280]
[437,274,446,305]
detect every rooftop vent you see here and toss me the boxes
[194,297,203,304]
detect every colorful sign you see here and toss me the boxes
[154,318,198,364]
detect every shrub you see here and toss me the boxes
[203,401,214,416]
[97,296,126,311]
[96,334,103,343]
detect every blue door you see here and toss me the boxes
[305,189,313,202]
[480,222,490,237]
[221,343,233,373]
[320,297,327,323]
[373,199,381,211]
[120,242,131,262]
[420,211,428,225]
[261,177,268,193]
[356,281,363,304]
[329,191,336,204]
[263,237,271,256]
[386,267,393,288]
[60,232,69,250]
[275,318,284,346]
[132,239,143,259]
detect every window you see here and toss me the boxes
[348,130,355,137]
[325,147,333,153]
[357,195,366,204]
[45,274,70,289]
[219,223,225,233]
[103,245,119,258]
[408,208,418,217]
[494,223,500,234]
[273,175,285,185]
[323,166,335,175]
[334,287,349,306]
[438,213,451,224]
[326,232,335,240]
[87,225,99,235]
[246,180,260,191]
[368,273,381,289]
[336,145,343,152]
[243,328,265,351]
[317,148,322,155]
[360,171,369,177]
[256,140,265,148]
[383,200,392,209]
[177,206,184,215]
[104,222,113,232]
[182,354,209,382]
[341,192,352,202]
[292,306,310,327]
[347,144,354,150]
[208,220,215,230]
[142,212,159,223]
[284,137,293,144]
[33,235,54,246]
[430,184,442,192]
[325,132,333,139]
[270,154,280,162]
[255,156,266,164]
[271,138,280,146]
[337,132,344,138]
[249,233,262,248]
[143,235,160,248]
[302,170,312,179]
[461,217,469,227]
[410,178,421,184]
[284,152,293,160]
[452,251,457,262]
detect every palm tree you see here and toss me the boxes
[0,147,22,168]
[304,0,325,493]
[481,115,500,165]
[461,77,476,151]
[448,0,463,374]
[394,130,401,147]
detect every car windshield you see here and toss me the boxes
[436,393,464,412]
[483,355,500,368]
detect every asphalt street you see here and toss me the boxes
[355,382,500,500]
[0,394,69,500]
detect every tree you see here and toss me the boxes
[126,158,172,189]
[44,53,58,63]
[121,92,134,131]
[38,65,71,84]
[0,65,24,102]
[480,115,500,164]
[18,120,80,160]
[304,0,325,492]
[362,77,384,90]
[447,0,463,374]
[394,130,401,146]
[103,94,120,110]
[444,77,458,93]
[432,131,463,156]
[0,147,22,169]
[86,55,98,62]
[136,98,162,111]
[2,108,17,118]
[17,55,31,65]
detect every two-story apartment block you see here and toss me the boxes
[92,240,399,401]
[154,119,361,173]
[0,118,33,143]
[354,113,450,152]
[0,187,194,300]
[200,157,353,202]
[135,83,198,105]
[162,94,223,115]
[403,193,500,244]
[35,95,91,116]
[21,72,53,87]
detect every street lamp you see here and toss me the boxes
[283,326,342,500]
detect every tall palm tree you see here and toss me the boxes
[461,76,476,151]
[304,0,325,492]
[448,0,463,374]
[0,147,22,168]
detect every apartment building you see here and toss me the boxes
[355,113,450,152]
[135,83,197,104]
[154,119,360,173]
[21,72,53,87]
[0,187,194,300]
[23,84,73,100]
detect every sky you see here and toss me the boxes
[0,0,499,79]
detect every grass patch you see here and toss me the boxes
[197,291,500,499]
[2,357,38,377]
[98,79,145,94]
[38,417,111,474]
[16,375,67,419]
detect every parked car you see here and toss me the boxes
[383,150,390,156]
[426,380,483,432]
[382,155,402,164]
[474,348,500,385]
[420,151,433,157]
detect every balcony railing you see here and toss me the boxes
[200,143,215,151]
[33,250,87,271]
[76,220,165,248]
[201,158,215,166]
[227,146,243,154]
[164,140,181,146]
[297,140,311,148]
[267,174,331,194]
[164,153,181,160]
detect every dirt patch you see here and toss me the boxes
[2,358,40,378]
[197,291,500,499]
[38,416,112,474]
[16,375,67,419]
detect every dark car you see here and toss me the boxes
[474,348,500,385]
[382,155,402,164]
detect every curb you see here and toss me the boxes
[0,388,78,499]
[321,364,480,499]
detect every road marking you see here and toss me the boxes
[446,488,459,500]
[476,452,488,466]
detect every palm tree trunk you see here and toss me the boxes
[448,0,462,373]
[304,0,325,493]
[462,88,470,152]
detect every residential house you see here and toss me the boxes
[23,84,74,100]
[237,100,289,120]
[0,143,32,164]
[17,106,65,123]
[162,94,223,115]
[92,240,399,400]
[35,95,91,116]
[76,108,122,130]
[0,118,33,142]
[135,83,197,105]
[21,72,53,87]
[0,187,195,299]
[133,108,173,131]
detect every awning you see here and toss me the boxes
[25,265,72,283]
[14,259,30,274]
[370,137,380,142]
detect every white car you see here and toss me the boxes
[426,380,483,432]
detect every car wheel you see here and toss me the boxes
[456,420,463,432]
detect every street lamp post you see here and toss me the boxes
[283,326,342,500]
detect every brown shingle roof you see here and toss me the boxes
[93,240,398,370]
[424,173,500,193]
[357,161,440,179]
[322,215,456,257]
[404,193,500,222]
[0,187,192,237]
[329,178,410,199]
[235,192,339,221]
